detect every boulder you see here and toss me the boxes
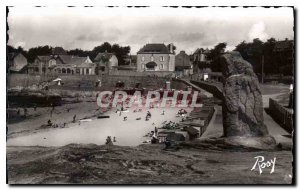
[220,51,269,137]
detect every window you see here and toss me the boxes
[76,68,80,74]
[67,68,71,74]
[49,60,56,67]
[86,68,89,74]
[57,68,61,73]
[160,56,164,62]
[62,68,66,73]
[151,56,154,61]
[142,56,145,62]
[160,64,164,70]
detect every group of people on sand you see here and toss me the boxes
[133,109,143,113]
[16,107,29,118]
[148,127,158,144]
[148,126,172,149]
[105,136,116,145]
[46,119,66,128]
[177,109,187,115]
[177,109,188,121]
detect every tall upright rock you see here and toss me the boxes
[220,51,269,137]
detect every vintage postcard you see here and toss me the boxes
[6,6,294,184]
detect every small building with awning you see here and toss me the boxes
[145,61,157,69]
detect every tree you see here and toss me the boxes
[262,38,277,74]
[7,45,17,54]
[111,44,130,65]
[235,41,250,60]
[67,48,90,57]
[26,45,52,63]
[209,42,227,72]
[90,42,130,65]
[90,42,112,61]
[235,38,279,74]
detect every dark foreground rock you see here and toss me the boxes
[221,51,269,137]
[7,144,293,184]
[7,89,62,107]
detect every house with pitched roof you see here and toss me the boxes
[54,55,94,75]
[93,51,118,75]
[28,55,56,74]
[136,43,175,72]
[28,54,94,75]
[191,48,211,74]
[7,52,28,73]
[175,50,193,76]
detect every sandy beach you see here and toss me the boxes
[7,104,192,147]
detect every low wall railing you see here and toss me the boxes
[268,98,294,133]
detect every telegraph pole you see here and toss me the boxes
[261,55,264,84]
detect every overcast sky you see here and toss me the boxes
[7,6,294,54]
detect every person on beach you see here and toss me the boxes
[123,116,127,121]
[147,111,151,118]
[47,119,52,126]
[113,136,116,142]
[73,114,76,123]
[164,137,171,149]
[23,108,28,118]
[161,110,165,115]
[151,133,158,144]
[106,136,113,145]
[155,127,158,135]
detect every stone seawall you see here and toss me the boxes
[7,74,172,91]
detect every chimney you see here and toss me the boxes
[169,43,174,54]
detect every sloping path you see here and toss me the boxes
[176,79,213,98]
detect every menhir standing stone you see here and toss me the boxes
[220,51,269,137]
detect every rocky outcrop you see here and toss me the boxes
[220,51,269,137]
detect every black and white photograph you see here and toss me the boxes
[5,5,295,185]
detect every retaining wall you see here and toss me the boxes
[7,73,173,91]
